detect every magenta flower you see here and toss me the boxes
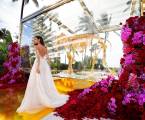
[91,82,99,89]
[132,31,143,45]
[122,91,145,106]
[121,26,132,42]
[122,92,137,105]
[124,54,135,65]
[14,46,20,53]
[143,34,145,45]
[137,93,145,105]
[8,44,12,51]
[0,42,22,85]
[8,79,16,84]
[78,88,92,98]
[78,76,115,98]
[128,73,139,89]
[100,87,108,93]
[11,56,21,63]
[3,61,10,68]
[11,68,18,75]
[139,73,145,80]
[107,97,117,114]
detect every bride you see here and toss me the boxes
[16,36,69,113]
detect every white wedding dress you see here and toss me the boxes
[16,51,69,113]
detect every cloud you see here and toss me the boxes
[0,0,21,39]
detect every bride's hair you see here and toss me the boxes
[35,36,45,46]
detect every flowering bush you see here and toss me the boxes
[0,42,26,87]
[107,97,117,115]
[56,15,145,120]
[20,45,31,68]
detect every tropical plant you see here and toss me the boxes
[0,28,12,43]
[0,29,12,73]
[97,12,112,66]
[123,0,131,12]
[12,0,39,6]
[76,14,98,69]
[20,45,31,68]
[12,0,39,21]
[76,15,97,34]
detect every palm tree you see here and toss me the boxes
[123,0,139,16]
[12,0,40,43]
[0,28,12,44]
[76,15,97,34]
[76,14,98,69]
[12,0,39,6]
[97,12,112,66]
[123,0,131,12]
[12,0,39,20]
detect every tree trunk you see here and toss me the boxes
[19,0,25,43]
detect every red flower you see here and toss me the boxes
[120,58,125,65]
[55,15,145,120]
[126,16,138,27]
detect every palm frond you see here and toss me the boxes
[123,0,131,12]
[12,0,39,7]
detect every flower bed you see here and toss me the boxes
[55,16,145,120]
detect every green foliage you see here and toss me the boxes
[50,58,61,70]
[94,59,105,70]
[0,28,12,73]
[60,63,68,70]
[82,56,92,69]
[0,28,12,43]
[73,62,83,71]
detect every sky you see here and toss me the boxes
[0,0,21,40]
[0,0,140,67]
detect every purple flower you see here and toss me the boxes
[8,79,16,84]
[14,46,20,53]
[122,93,136,105]
[128,73,139,89]
[124,54,135,65]
[91,82,99,89]
[122,91,145,106]
[121,26,132,42]
[3,61,10,68]
[100,76,114,87]
[132,31,143,45]
[93,76,115,92]
[78,88,92,98]
[0,73,10,80]
[11,56,18,62]
[78,76,115,98]
[137,93,145,105]
[100,87,108,93]
[143,34,145,45]
[83,88,92,94]
[11,68,18,75]
[139,73,145,80]
[107,97,117,114]
[8,44,12,51]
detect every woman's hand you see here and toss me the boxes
[36,66,40,74]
